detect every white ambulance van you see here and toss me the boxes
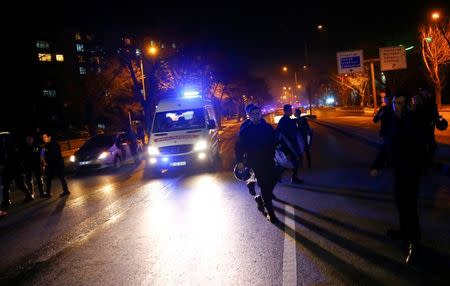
[146,92,220,174]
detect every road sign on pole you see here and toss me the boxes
[379,46,407,71]
[336,50,364,74]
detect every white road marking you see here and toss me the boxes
[282,204,297,286]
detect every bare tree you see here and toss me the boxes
[419,23,450,107]
[332,73,369,106]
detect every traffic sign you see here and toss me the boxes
[379,46,407,71]
[336,50,364,74]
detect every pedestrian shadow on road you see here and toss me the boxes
[272,204,450,285]
[285,183,445,210]
[45,196,69,231]
[274,197,390,244]
[271,216,387,286]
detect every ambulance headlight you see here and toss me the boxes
[194,140,208,151]
[148,146,160,155]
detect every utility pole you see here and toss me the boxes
[140,55,147,101]
[364,58,380,112]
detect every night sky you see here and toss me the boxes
[15,1,447,65]
[10,0,448,83]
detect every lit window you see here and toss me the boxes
[76,44,84,52]
[56,54,64,62]
[124,38,131,46]
[75,33,82,41]
[42,90,56,98]
[36,41,49,49]
[79,67,87,75]
[172,43,176,49]
[38,53,52,61]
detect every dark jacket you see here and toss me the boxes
[386,110,426,170]
[373,105,393,137]
[22,142,41,171]
[294,116,312,144]
[277,115,298,144]
[43,140,64,167]
[235,119,276,167]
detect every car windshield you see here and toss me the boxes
[83,135,115,149]
[153,108,205,133]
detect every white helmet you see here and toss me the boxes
[275,148,294,169]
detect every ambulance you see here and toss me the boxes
[146,92,220,174]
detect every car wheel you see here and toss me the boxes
[113,156,122,169]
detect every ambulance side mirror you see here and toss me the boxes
[207,119,216,129]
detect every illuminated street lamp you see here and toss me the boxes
[282,66,288,72]
[431,11,440,20]
[140,44,159,104]
[149,46,158,56]
[430,10,450,46]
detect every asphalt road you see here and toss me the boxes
[1,120,449,285]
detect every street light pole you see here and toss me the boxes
[139,55,147,101]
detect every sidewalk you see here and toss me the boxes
[310,116,450,172]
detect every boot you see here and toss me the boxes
[254,195,266,214]
[266,209,280,224]
[247,182,256,196]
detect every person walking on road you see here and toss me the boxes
[294,108,313,169]
[385,90,427,264]
[236,104,278,210]
[370,93,393,176]
[22,133,45,197]
[41,131,70,198]
[277,104,303,184]
[1,133,34,208]
[235,104,279,223]
[126,127,140,164]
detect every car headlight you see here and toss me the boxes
[194,140,208,151]
[98,152,109,160]
[148,146,160,155]
[69,155,76,162]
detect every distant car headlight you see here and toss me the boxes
[194,140,208,151]
[69,155,76,162]
[148,146,160,155]
[98,152,109,160]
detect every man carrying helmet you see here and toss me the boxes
[277,104,303,184]
[235,104,279,223]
